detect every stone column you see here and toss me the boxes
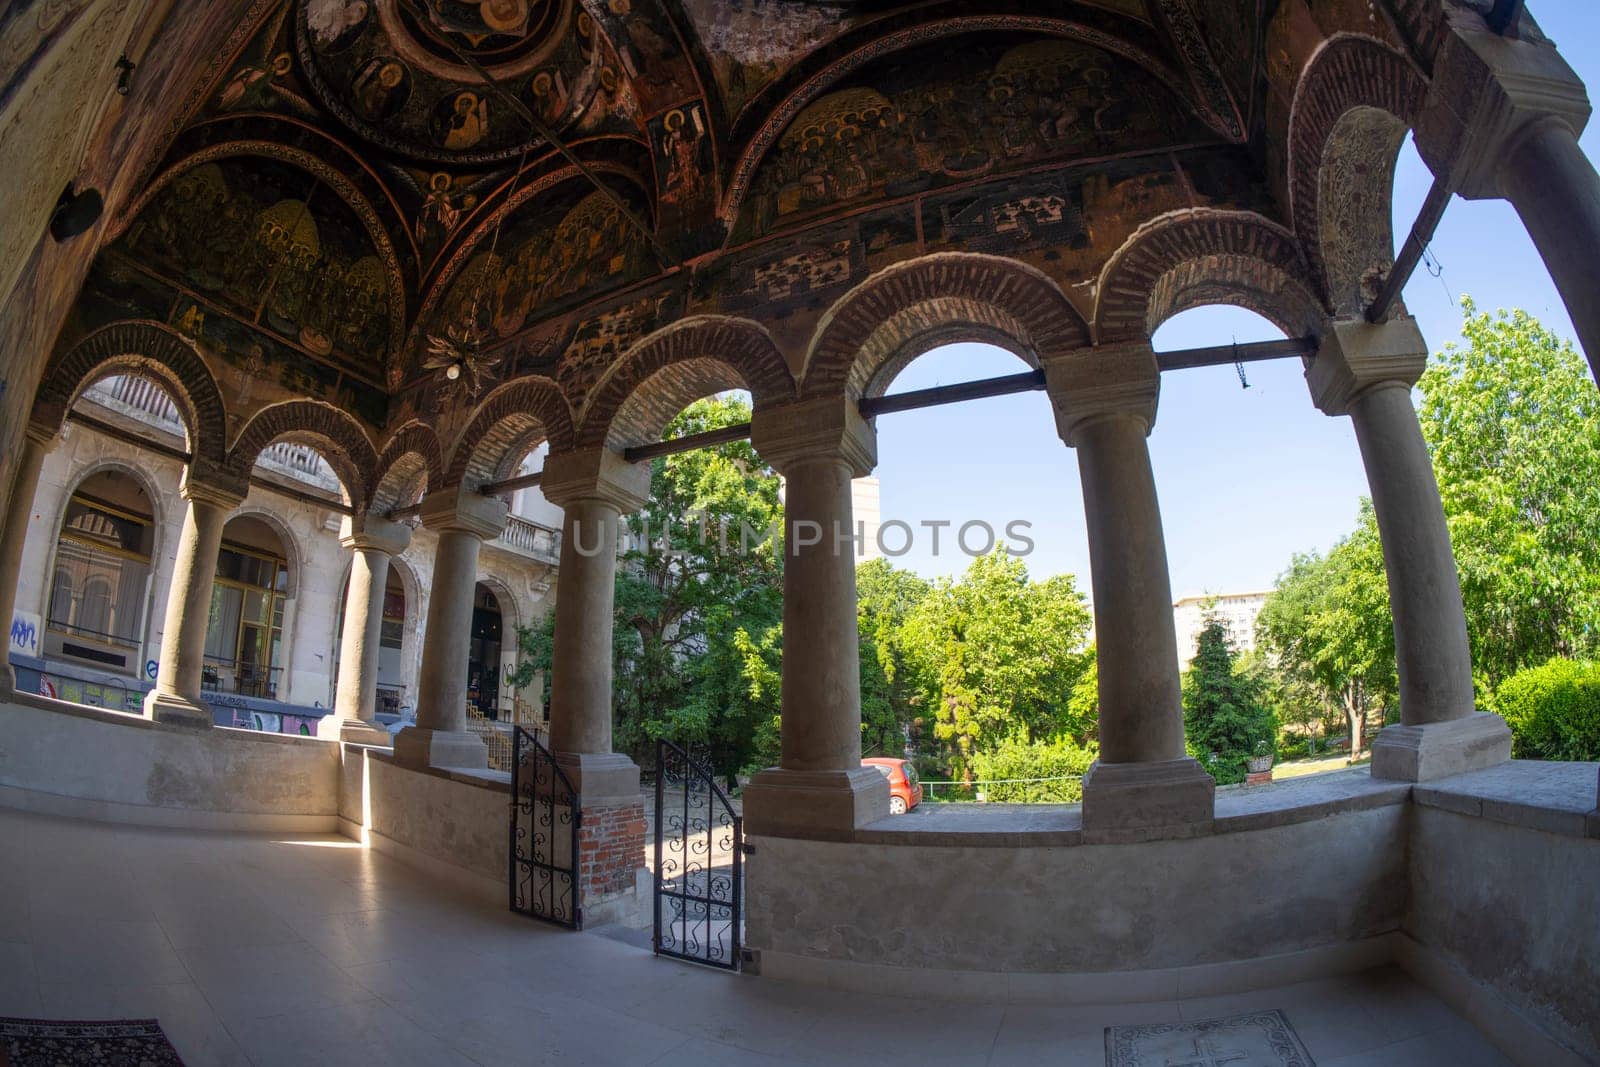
[541,446,649,802]
[320,515,410,747]
[143,474,245,728]
[1308,318,1512,780]
[743,397,890,838]
[1416,17,1600,383]
[393,490,507,770]
[0,428,54,691]
[1042,346,1213,841]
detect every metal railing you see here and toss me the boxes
[466,703,520,772]
[919,774,1085,803]
[200,656,281,699]
[495,515,561,563]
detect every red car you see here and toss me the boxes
[863,757,922,814]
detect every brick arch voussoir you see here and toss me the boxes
[801,253,1090,401]
[445,377,575,490]
[1094,210,1325,344]
[577,316,796,449]
[33,321,228,469]
[1289,34,1428,304]
[227,400,379,509]
[371,421,445,514]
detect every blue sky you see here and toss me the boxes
[873,4,1600,596]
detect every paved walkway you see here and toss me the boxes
[0,806,1510,1066]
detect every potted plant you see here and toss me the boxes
[1246,739,1274,775]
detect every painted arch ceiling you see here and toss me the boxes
[59,0,1397,441]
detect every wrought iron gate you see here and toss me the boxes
[510,726,581,928]
[653,740,743,969]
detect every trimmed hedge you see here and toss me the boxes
[1494,658,1600,762]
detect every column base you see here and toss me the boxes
[317,716,394,748]
[392,727,488,771]
[552,751,640,807]
[742,767,890,840]
[142,691,214,729]
[1369,712,1512,782]
[1080,757,1215,844]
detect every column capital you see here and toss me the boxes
[1040,343,1160,446]
[1416,16,1591,200]
[541,446,649,512]
[178,470,246,512]
[750,396,876,477]
[418,488,508,540]
[23,423,57,449]
[340,513,412,556]
[1307,317,1428,417]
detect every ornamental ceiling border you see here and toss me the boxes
[1149,0,1246,141]
[116,138,409,375]
[719,14,1238,228]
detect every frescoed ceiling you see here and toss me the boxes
[51,0,1336,432]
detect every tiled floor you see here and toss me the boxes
[0,806,1511,1066]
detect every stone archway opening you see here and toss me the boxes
[469,580,504,719]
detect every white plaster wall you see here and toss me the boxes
[0,694,339,830]
[745,806,1409,977]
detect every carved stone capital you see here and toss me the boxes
[340,513,412,557]
[1416,15,1592,199]
[540,446,650,513]
[24,423,57,450]
[417,488,509,541]
[751,396,877,477]
[179,469,246,513]
[1040,343,1161,446]
[1307,317,1428,417]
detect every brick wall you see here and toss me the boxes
[579,799,646,902]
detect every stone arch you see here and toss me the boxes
[371,421,445,515]
[225,506,304,601]
[445,377,575,490]
[1094,209,1325,344]
[226,400,379,510]
[801,253,1090,401]
[1288,34,1428,317]
[578,317,795,450]
[32,321,228,473]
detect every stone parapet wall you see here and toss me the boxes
[0,692,339,831]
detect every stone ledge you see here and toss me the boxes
[1,686,332,748]
[366,749,512,794]
[1411,759,1600,839]
[852,768,1411,847]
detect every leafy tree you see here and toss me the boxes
[1255,503,1396,757]
[968,736,1095,802]
[1183,617,1276,784]
[900,550,1093,781]
[1063,645,1100,747]
[1418,300,1600,687]
[512,395,785,780]
[856,559,930,757]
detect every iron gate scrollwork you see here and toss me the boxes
[653,739,743,970]
[510,726,581,929]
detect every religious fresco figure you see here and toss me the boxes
[659,106,706,207]
[416,172,478,252]
[436,91,489,150]
[352,56,411,120]
[305,0,371,52]
[218,53,294,111]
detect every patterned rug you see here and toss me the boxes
[0,1017,185,1066]
[1105,1009,1315,1066]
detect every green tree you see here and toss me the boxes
[512,395,785,780]
[900,550,1093,781]
[856,559,930,756]
[1417,300,1600,687]
[1183,617,1276,784]
[1255,503,1396,757]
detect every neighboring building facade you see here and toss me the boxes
[6,377,561,733]
[1172,591,1272,668]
